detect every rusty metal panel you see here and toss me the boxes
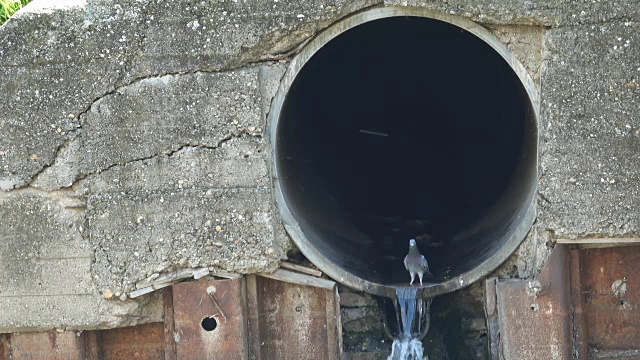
[95,322,165,359]
[246,274,341,360]
[495,245,572,360]
[172,278,248,360]
[580,247,640,350]
[10,331,88,360]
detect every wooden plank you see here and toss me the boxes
[208,268,243,279]
[556,237,640,248]
[192,268,210,280]
[325,286,342,360]
[258,269,336,290]
[130,282,171,299]
[280,262,323,277]
[135,268,206,289]
[130,265,213,298]
[83,331,99,360]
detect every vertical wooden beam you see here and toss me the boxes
[163,287,177,360]
[569,249,588,360]
[484,278,500,360]
[325,286,342,360]
[245,275,263,360]
[83,330,99,360]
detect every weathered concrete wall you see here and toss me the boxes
[0,0,388,333]
[0,0,638,340]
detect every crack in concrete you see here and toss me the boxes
[8,1,385,193]
[17,63,270,193]
[66,130,259,192]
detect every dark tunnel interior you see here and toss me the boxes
[276,16,537,287]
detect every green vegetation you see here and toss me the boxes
[1,0,31,26]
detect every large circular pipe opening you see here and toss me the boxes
[271,9,538,297]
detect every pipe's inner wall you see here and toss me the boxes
[276,16,537,286]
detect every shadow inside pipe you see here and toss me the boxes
[276,16,537,287]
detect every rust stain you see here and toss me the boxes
[47,332,59,350]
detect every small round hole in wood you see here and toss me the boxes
[201,316,218,331]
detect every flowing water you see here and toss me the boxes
[387,287,432,360]
[388,338,425,360]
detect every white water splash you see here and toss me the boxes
[388,338,425,360]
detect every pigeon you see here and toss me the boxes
[404,239,431,286]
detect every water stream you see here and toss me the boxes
[387,287,432,360]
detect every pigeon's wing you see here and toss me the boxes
[420,255,429,271]
[404,255,409,271]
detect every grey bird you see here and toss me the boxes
[404,239,431,286]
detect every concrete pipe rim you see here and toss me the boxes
[268,6,540,298]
